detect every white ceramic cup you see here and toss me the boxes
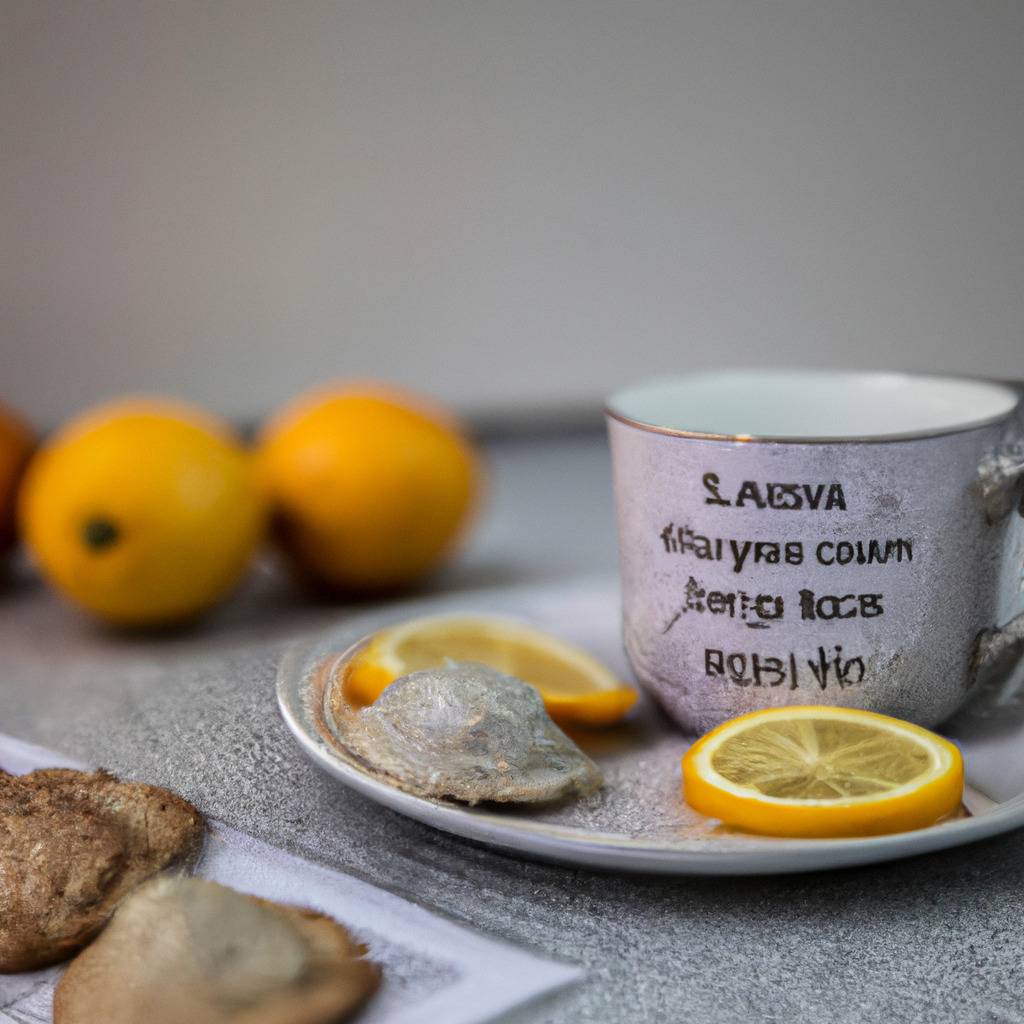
[606,370,1024,734]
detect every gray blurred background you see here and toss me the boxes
[2,0,1021,429]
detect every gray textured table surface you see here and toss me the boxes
[3,431,1023,1024]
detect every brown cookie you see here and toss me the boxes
[54,876,381,1024]
[0,767,205,972]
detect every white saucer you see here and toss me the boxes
[277,579,1024,875]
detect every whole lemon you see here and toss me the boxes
[0,404,35,554]
[256,384,481,591]
[19,399,266,626]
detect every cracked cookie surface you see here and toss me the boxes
[0,767,205,972]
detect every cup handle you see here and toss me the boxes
[972,396,1024,701]
[976,441,1024,524]
[972,613,1024,706]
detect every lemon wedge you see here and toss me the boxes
[344,614,637,727]
[682,706,963,838]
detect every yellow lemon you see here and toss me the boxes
[682,706,963,838]
[344,614,638,728]
[19,399,265,626]
[256,384,481,592]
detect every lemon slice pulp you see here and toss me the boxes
[344,614,637,727]
[682,706,964,838]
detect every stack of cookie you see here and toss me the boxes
[0,768,380,1023]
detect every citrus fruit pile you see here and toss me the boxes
[6,384,481,626]
[683,706,963,837]
[344,614,637,727]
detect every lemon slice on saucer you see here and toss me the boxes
[343,614,638,727]
[682,706,963,838]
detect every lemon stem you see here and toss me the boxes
[82,517,120,551]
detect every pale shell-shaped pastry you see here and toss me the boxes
[332,663,604,804]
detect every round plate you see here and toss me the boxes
[276,580,1024,875]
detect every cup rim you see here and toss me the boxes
[605,370,1021,445]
